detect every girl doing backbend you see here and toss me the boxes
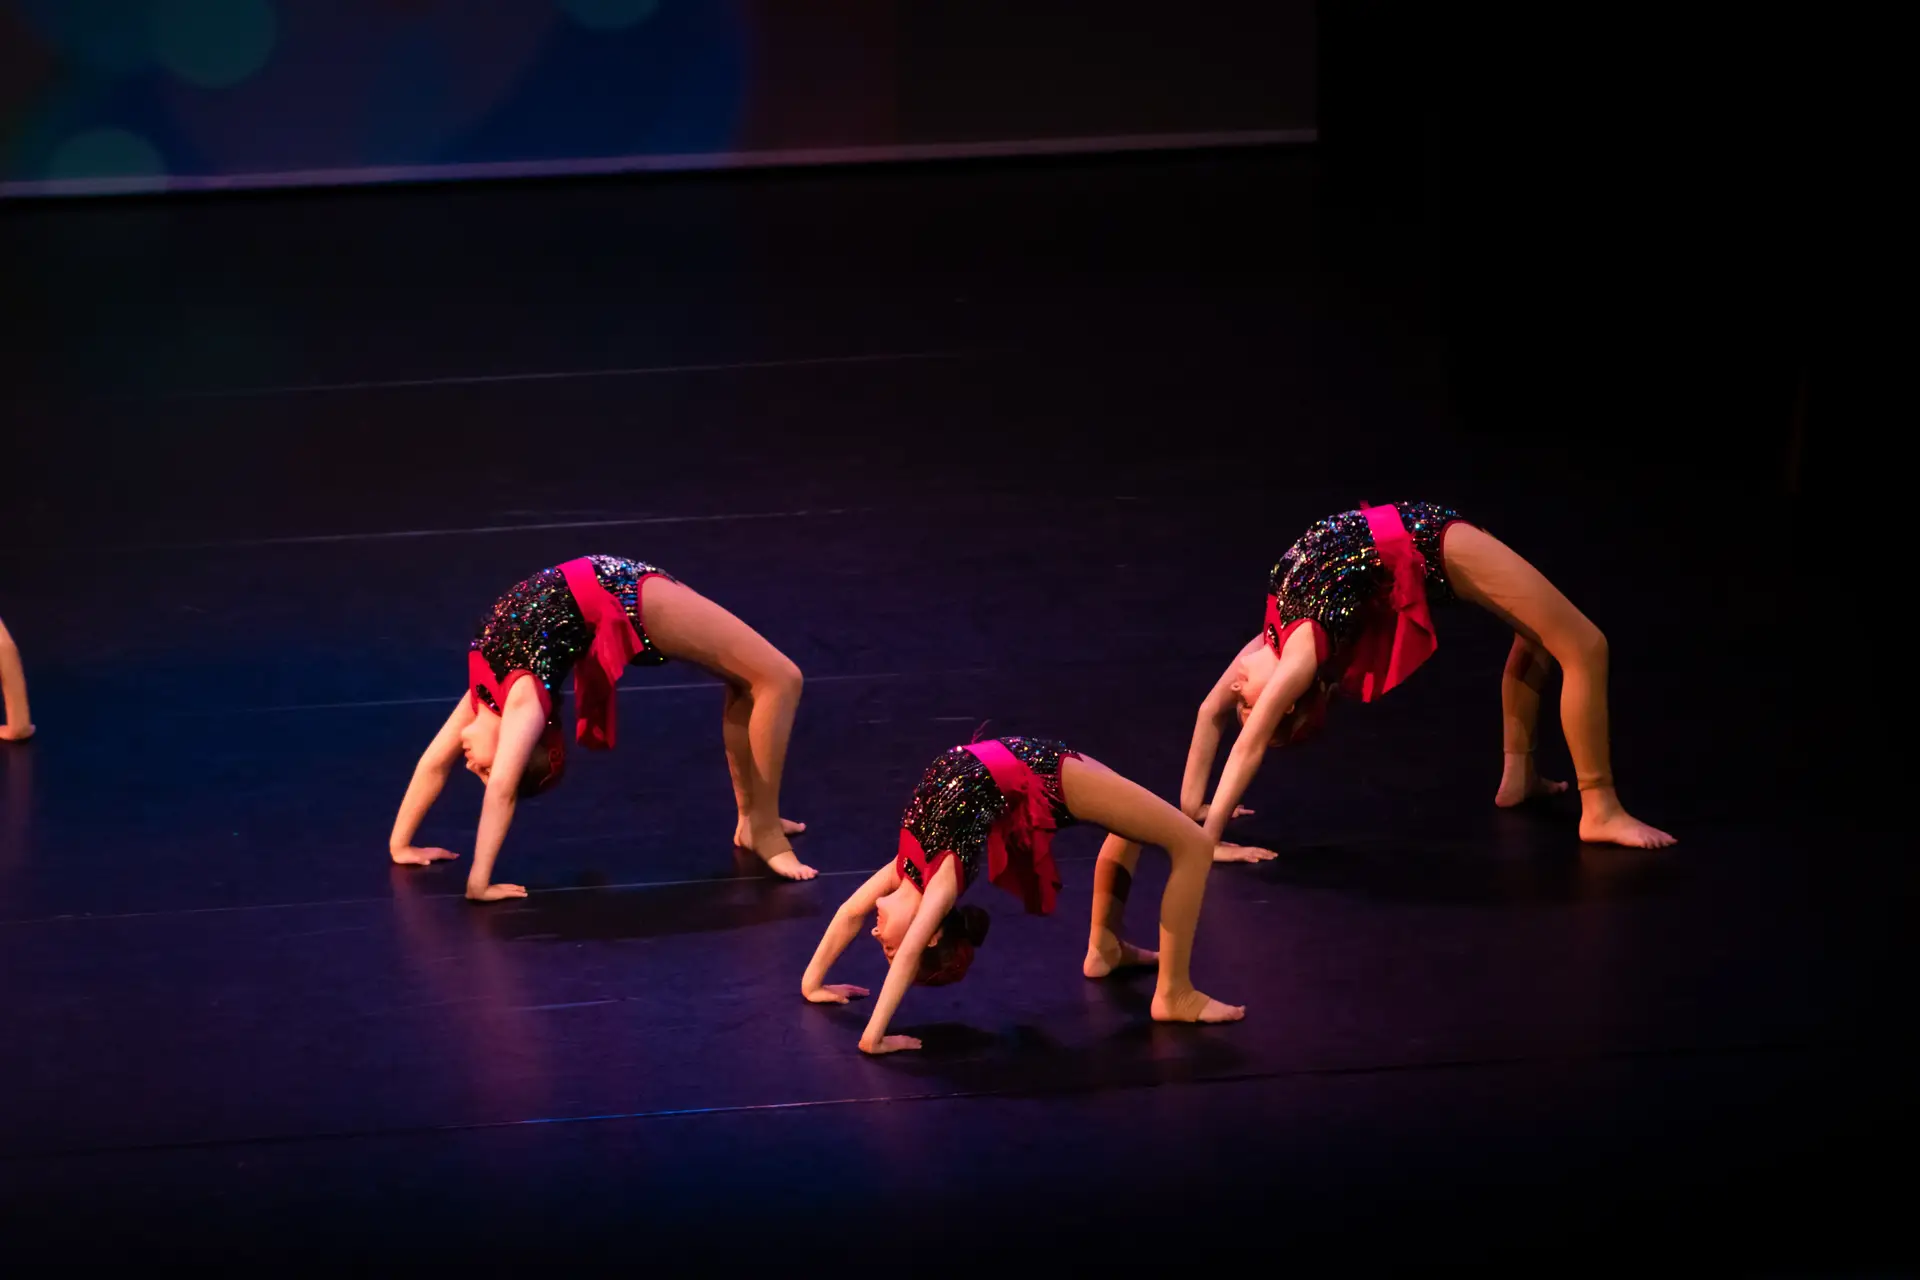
[802,735,1265,1053]
[387,555,810,900]
[1177,502,1674,854]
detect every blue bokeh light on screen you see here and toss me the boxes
[559,0,660,33]
[153,0,278,89]
[0,2,893,190]
[47,127,163,179]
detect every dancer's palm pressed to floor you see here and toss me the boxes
[1214,843,1278,863]
[861,1035,921,1055]
[390,845,460,866]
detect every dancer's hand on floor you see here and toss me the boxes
[1190,803,1254,824]
[465,883,528,902]
[859,1035,921,1055]
[391,845,459,866]
[805,984,870,1004]
[1213,842,1278,864]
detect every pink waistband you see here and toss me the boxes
[1342,502,1439,702]
[559,557,644,750]
[963,740,1064,916]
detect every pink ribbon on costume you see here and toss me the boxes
[964,739,1064,916]
[1339,502,1439,703]
[558,557,643,750]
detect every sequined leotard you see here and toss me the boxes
[1266,502,1465,657]
[898,737,1077,903]
[470,556,674,717]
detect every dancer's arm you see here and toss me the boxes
[389,696,475,865]
[1199,634,1320,845]
[801,863,900,1003]
[860,862,960,1054]
[1180,636,1266,818]
[466,680,546,902]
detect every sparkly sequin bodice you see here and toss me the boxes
[899,737,1076,895]
[470,556,671,713]
[1267,503,1463,652]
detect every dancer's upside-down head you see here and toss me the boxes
[458,705,568,797]
[872,881,992,986]
[1229,639,1334,746]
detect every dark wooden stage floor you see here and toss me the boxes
[0,149,1902,1272]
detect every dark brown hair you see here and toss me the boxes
[915,905,991,986]
[516,728,567,798]
[1275,679,1335,746]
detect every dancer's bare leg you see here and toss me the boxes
[641,578,813,878]
[722,682,808,846]
[1083,834,1158,978]
[1059,755,1243,1023]
[1493,634,1570,807]
[1442,524,1674,847]
[0,616,32,743]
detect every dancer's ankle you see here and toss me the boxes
[1578,784,1624,819]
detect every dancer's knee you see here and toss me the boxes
[1569,622,1608,671]
[757,654,803,700]
[1505,637,1551,678]
[1095,835,1141,872]
[1166,829,1214,872]
[1547,618,1607,673]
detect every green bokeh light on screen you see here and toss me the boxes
[153,0,279,89]
[559,0,660,32]
[47,128,165,180]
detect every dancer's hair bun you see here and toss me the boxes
[952,904,991,947]
[517,728,567,798]
[916,906,991,986]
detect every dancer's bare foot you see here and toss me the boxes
[1083,937,1159,979]
[0,723,33,743]
[1494,753,1568,808]
[1150,988,1245,1023]
[735,817,817,879]
[734,815,807,845]
[757,846,818,881]
[1579,810,1677,849]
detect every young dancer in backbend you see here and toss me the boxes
[0,614,32,742]
[801,735,1261,1053]
[387,555,810,901]
[1177,501,1674,852]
